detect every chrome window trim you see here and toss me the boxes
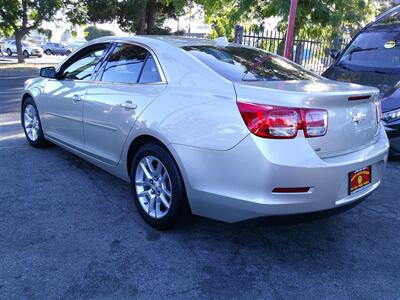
[55,39,167,85]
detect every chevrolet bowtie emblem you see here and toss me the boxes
[352,112,367,124]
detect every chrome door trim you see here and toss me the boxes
[83,120,118,132]
[46,112,82,123]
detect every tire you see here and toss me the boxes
[6,48,12,56]
[130,142,190,230]
[45,49,52,55]
[21,98,50,148]
[37,55,42,58]
[66,50,71,56]
[23,50,29,58]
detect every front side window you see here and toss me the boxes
[182,45,320,82]
[62,45,107,81]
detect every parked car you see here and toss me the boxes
[66,39,87,52]
[21,36,388,229]
[324,5,400,157]
[5,40,43,58]
[42,42,72,56]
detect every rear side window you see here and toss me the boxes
[101,44,147,84]
[182,45,319,82]
[139,54,161,83]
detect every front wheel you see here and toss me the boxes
[6,48,12,56]
[21,98,50,147]
[130,143,190,230]
[23,50,29,58]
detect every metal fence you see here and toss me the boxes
[235,27,351,75]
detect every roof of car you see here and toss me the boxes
[92,35,230,48]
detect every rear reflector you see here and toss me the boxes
[348,95,371,101]
[272,187,310,193]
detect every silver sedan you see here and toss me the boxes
[21,36,389,229]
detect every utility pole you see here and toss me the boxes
[284,0,298,60]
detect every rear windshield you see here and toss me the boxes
[182,45,320,82]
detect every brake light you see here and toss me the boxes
[237,102,328,139]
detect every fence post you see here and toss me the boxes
[234,25,244,44]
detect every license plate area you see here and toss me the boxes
[349,166,371,195]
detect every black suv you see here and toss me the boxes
[324,5,400,156]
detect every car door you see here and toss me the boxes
[54,43,61,55]
[83,42,167,165]
[10,41,16,52]
[40,43,110,150]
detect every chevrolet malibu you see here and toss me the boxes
[21,36,389,229]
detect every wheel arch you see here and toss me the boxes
[126,135,171,178]
[125,134,191,211]
[21,92,34,109]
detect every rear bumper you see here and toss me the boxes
[171,126,389,223]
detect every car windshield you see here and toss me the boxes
[182,45,320,82]
[338,13,400,73]
[22,41,34,47]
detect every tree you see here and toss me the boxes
[0,0,63,63]
[198,0,378,40]
[81,0,186,34]
[84,26,115,40]
[375,0,399,14]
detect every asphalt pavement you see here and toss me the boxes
[1,70,400,299]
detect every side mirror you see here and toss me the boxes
[329,49,340,60]
[40,66,56,79]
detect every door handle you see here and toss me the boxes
[72,94,82,103]
[120,101,137,110]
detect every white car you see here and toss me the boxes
[6,40,43,58]
[21,36,389,229]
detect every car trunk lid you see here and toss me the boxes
[234,80,380,158]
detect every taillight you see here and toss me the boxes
[237,102,328,139]
[301,109,328,137]
[375,99,382,123]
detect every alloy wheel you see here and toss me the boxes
[24,104,40,141]
[135,156,172,219]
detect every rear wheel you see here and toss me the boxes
[21,98,50,147]
[23,50,29,58]
[45,49,52,55]
[6,48,12,56]
[130,143,190,230]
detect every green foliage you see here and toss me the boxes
[80,0,185,34]
[84,25,115,40]
[199,0,379,40]
[0,0,65,62]
[0,0,63,33]
[376,0,399,14]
